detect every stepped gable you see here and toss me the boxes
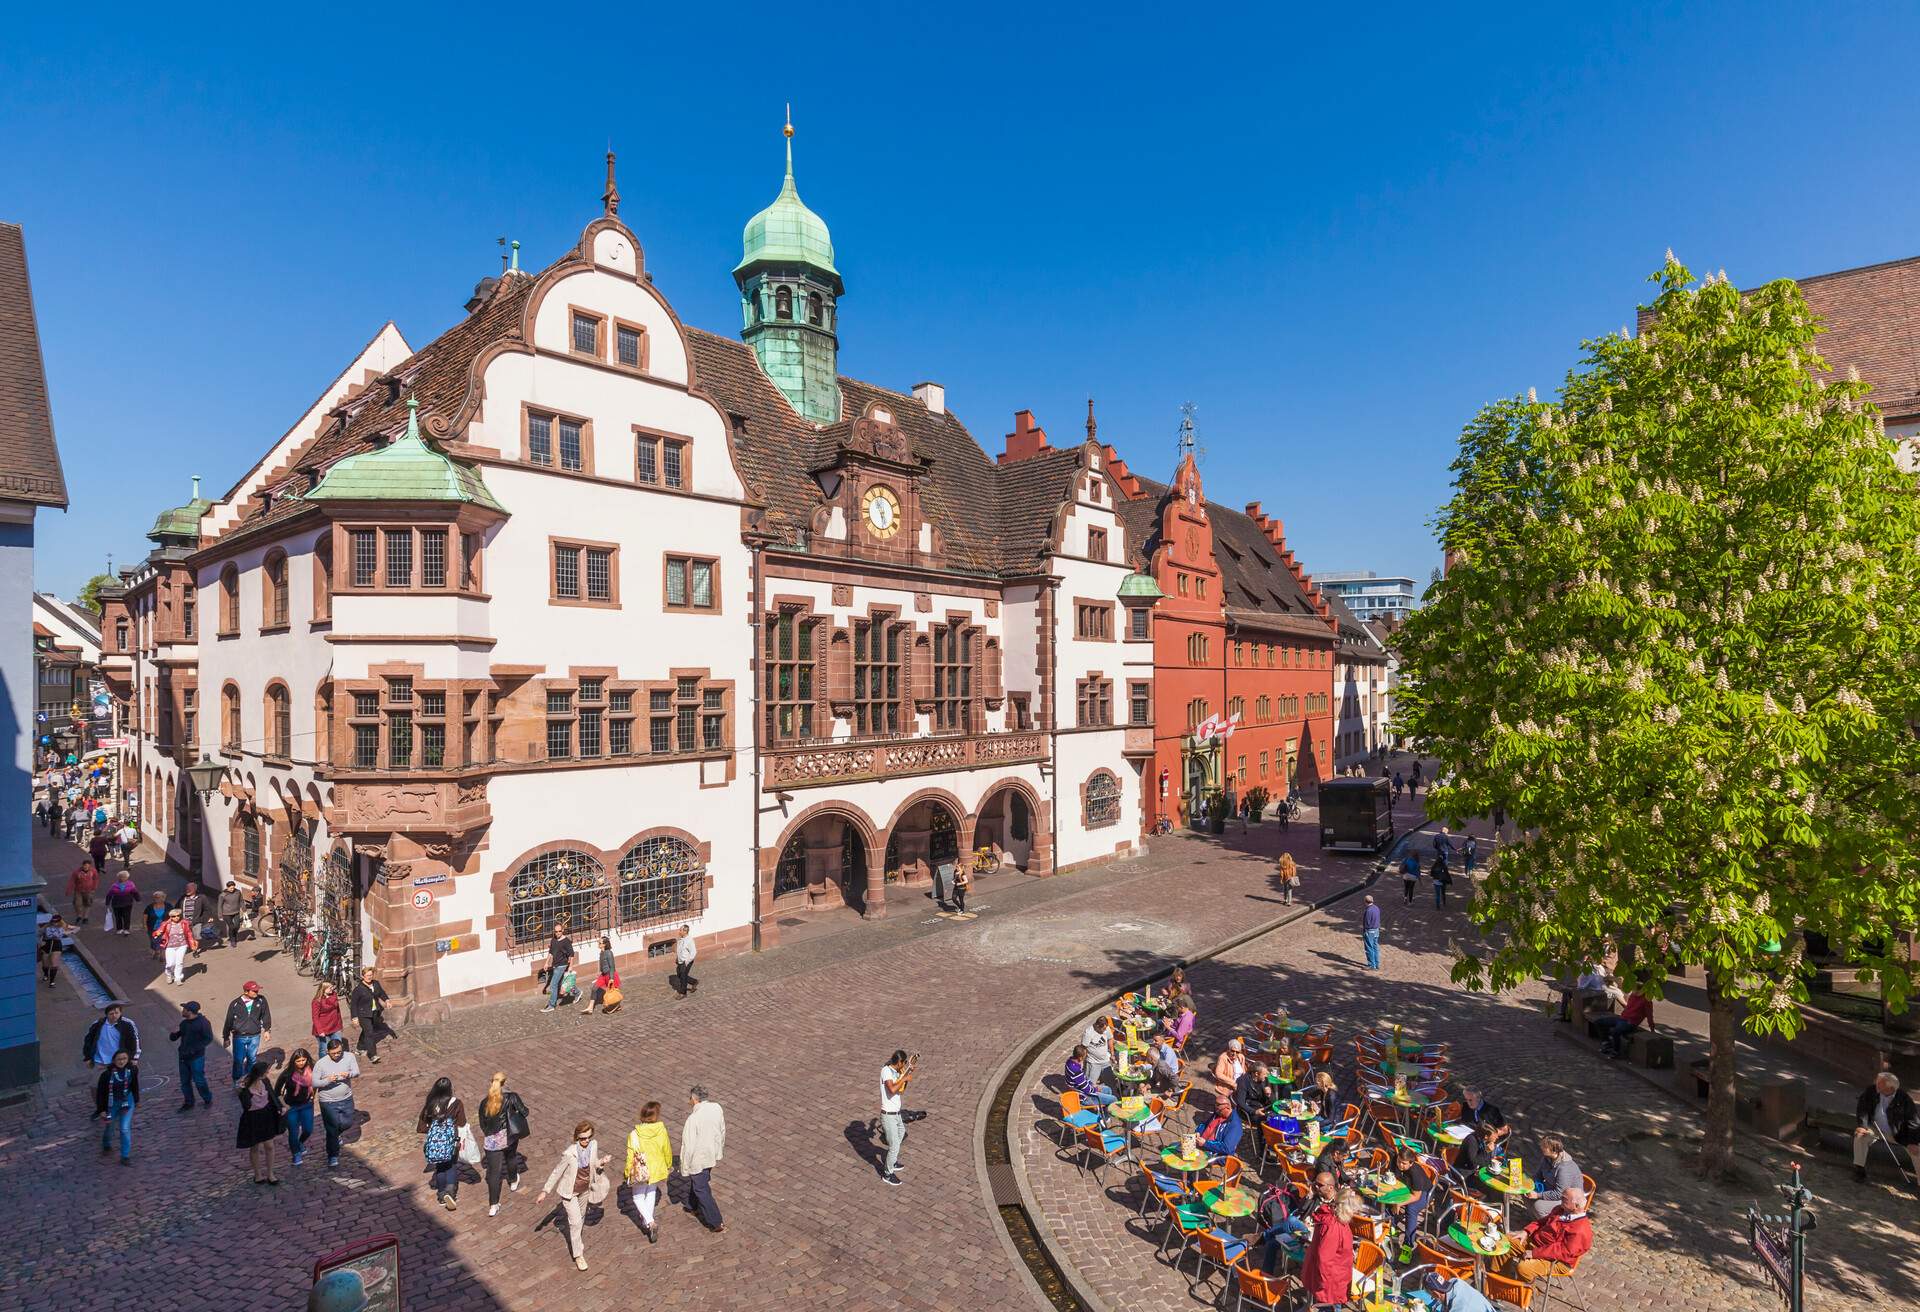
[210,272,536,549]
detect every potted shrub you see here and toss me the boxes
[1244,786,1271,823]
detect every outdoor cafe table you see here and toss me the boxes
[1356,1170,1414,1207]
[1478,1167,1534,1229]
[1115,1035,1150,1055]
[1264,1016,1311,1036]
[1265,1067,1302,1091]
[1200,1182,1258,1222]
[1444,1223,1513,1292]
[1366,1084,1438,1111]
[1114,1064,1154,1089]
[1160,1146,1217,1187]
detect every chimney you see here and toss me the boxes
[912,381,946,415]
[998,409,1052,465]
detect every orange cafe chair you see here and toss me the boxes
[1485,1269,1536,1310]
[1351,1240,1388,1300]
[1230,1259,1296,1311]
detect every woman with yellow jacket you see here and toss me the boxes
[624,1100,673,1242]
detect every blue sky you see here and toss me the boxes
[11,4,1920,599]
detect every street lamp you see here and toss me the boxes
[183,759,226,799]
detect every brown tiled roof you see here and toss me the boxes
[211,272,537,550]
[1636,255,1920,421]
[1793,257,1920,421]
[685,327,1080,576]
[0,224,67,508]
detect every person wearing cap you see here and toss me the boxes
[1361,895,1383,970]
[152,905,195,984]
[1425,1270,1496,1312]
[223,982,273,1083]
[170,1000,215,1110]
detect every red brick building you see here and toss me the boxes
[1110,447,1336,832]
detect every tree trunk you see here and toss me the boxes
[1702,967,1739,1178]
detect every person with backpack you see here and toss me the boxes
[115,819,137,870]
[235,1057,285,1185]
[417,1077,470,1210]
[1275,851,1299,906]
[93,1049,139,1165]
[1431,853,1453,910]
[1256,1175,1310,1274]
[477,1071,531,1217]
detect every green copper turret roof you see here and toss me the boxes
[305,399,504,511]
[149,475,211,542]
[733,124,841,291]
[1118,572,1166,600]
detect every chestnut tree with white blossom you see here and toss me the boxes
[1398,256,1920,1177]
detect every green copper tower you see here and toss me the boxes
[734,111,843,423]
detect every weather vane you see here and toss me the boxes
[1176,403,1205,465]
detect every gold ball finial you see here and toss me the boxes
[784,122,794,139]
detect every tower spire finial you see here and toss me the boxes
[784,104,794,180]
[1086,397,1097,442]
[603,148,620,217]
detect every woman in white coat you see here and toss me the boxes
[536,1119,614,1271]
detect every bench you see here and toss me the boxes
[1688,1059,1807,1140]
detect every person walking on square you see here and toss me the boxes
[93,1049,139,1165]
[222,982,272,1083]
[178,882,212,957]
[1431,853,1452,910]
[623,1100,672,1242]
[536,1120,612,1272]
[952,862,972,916]
[67,858,97,926]
[235,1057,285,1185]
[314,1036,360,1167]
[311,981,346,1050]
[1276,851,1299,906]
[675,925,699,998]
[142,890,169,955]
[879,1050,915,1186]
[103,873,138,935]
[680,1086,726,1232]
[349,967,395,1063]
[275,1048,317,1166]
[38,914,67,988]
[152,906,194,984]
[116,819,137,871]
[417,1077,469,1210]
[87,829,109,875]
[217,882,245,946]
[541,920,574,1013]
[1463,835,1479,878]
[169,1000,214,1110]
[478,1071,531,1216]
[581,936,618,1016]
[1362,895,1382,970]
[1401,851,1419,905]
[83,1002,139,1070]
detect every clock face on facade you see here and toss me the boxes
[862,485,902,539]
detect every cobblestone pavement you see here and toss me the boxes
[4,798,1382,1312]
[1018,816,1917,1312]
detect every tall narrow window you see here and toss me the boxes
[351,530,377,587]
[662,440,685,489]
[527,413,553,465]
[182,585,196,638]
[763,611,815,743]
[932,621,973,733]
[222,683,241,751]
[266,685,290,758]
[420,530,447,588]
[1087,527,1108,561]
[220,566,239,634]
[264,552,289,627]
[853,617,901,737]
[310,536,329,619]
[636,437,657,484]
[571,311,600,355]
[385,529,413,587]
[546,689,573,760]
[1130,681,1151,725]
[649,690,673,754]
[387,711,413,768]
[702,688,725,751]
[559,418,583,472]
[554,547,580,600]
[675,677,698,752]
[585,548,612,602]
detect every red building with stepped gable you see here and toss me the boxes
[1108,444,1337,832]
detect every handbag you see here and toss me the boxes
[505,1092,531,1141]
[601,985,623,1013]
[458,1122,484,1167]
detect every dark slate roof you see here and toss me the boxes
[685,327,1080,576]
[0,224,67,508]
[1323,588,1384,657]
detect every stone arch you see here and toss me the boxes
[487,838,612,956]
[973,776,1046,873]
[879,786,971,891]
[763,800,884,917]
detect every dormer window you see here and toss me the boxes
[775,286,792,320]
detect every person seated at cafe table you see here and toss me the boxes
[1390,1143,1438,1252]
[1258,1169,1327,1274]
[1305,1069,1341,1124]
[1233,1060,1269,1126]
[1168,1001,1196,1051]
[1148,1033,1181,1092]
[1459,1086,1510,1147]
[1527,1135,1583,1220]
[1212,1036,1247,1097]
[1497,1185,1592,1282]
[1454,1118,1502,1193]
[1313,1137,1360,1187]
[1423,1269,1497,1312]
[1196,1092,1245,1158]
[1592,989,1653,1058]
[1064,1044,1116,1107]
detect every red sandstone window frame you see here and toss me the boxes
[1075,676,1114,728]
[568,305,606,361]
[634,427,691,491]
[1087,526,1108,562]
[1073,599,1114,642]
[663,554,719,612]
[611,317,650,373]
[550,537,621,608]
[218,564,240,637]
[851,613,903,739]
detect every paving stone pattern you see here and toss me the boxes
[1019,817,1917,1312]
[3,800,1377,1312]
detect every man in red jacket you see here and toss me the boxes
[1500,1186,1592,1282]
